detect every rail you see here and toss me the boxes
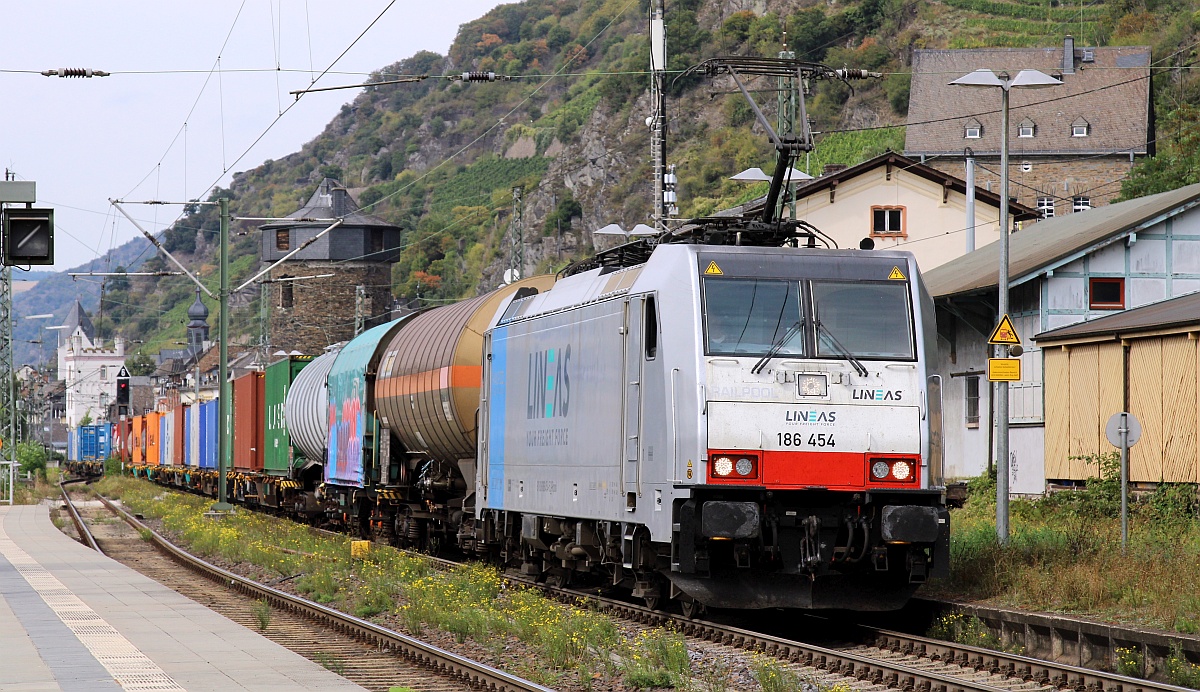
[82,492,553,692]
[58,480,100,552]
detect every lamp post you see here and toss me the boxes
[950,68,1061,543]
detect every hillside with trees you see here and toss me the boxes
[15,0,1197,363]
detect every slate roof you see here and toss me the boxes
[905,43,1151,157]
[1034,290,1200,343]
[923,183,1200,298]
[262,178,397,230]
[62,299,95,341]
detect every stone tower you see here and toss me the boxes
[260,179,402,356]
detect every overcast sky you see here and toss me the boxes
[0,1,504,271]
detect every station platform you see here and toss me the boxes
[0,504,367,692]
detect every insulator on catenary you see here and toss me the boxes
[460,71,509,82]
[833,68,882,80]
[42,68,110,78]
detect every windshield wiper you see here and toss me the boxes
[816,319,869,377]
[751,319,804,374]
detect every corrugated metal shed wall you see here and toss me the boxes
[1129,340,1162,481]
[1044,347,1070,478]
[1162,335,1196,482]
[1045,335,1200,483]
[1068,344,1099,462]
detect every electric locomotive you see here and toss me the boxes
[473,240,948,611]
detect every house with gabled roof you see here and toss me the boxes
[905,37,1152,217]
[783,152,1035,271]
[924,183,1200,492]
[728,152,1036,272]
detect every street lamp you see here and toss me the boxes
[950,68,1061,543]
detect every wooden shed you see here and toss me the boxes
[1034,292,1200,484]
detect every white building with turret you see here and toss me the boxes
[57,300,126,427]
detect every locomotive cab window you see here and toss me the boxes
[703,278,804,356]
[644,296,658,360]
[812,281,914,359]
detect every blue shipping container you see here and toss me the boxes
[74,424,112,462]
[185,405,197,467]
[200,399,218,470]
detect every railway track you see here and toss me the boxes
[59,484,552,692]
[527,576,1195,692]
[75,480,1194,692]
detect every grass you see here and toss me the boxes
[12,467,60,505]
[935,458,1200,635]
[91,476,706,688]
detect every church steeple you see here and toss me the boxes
[186,289,210,357]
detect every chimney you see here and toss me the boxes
[1063,35,1075,74]
[331,187,350,217]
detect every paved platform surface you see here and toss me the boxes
[0,503,368,692]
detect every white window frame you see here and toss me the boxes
[965,126,981,139]
[1036,197,1055,218]
[1072,196,1091,212]
[1018,126,1034,138]
[1072,124,1089,137]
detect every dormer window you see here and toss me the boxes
[1072,117,1090,137]
[1018,118,1036,138]
[964,118,982,139]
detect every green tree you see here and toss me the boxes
[126,351,156,376]
[1116,105,1200,201]
[16,442,46,479]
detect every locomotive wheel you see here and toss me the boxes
[679,596,704,620]
[545,569,570,588]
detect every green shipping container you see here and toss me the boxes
[264,355,313,476]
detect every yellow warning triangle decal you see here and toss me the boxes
[888,266,907,280]
[704,261,723,275]
[988,314,1022,345]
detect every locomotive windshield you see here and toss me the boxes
[812,281,914,359]
[704,279,804,356]
[703,278,915,360]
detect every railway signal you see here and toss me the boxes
[3,208,55,265]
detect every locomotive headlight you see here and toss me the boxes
[713,456,734,476]
[891,460,913,481]
[871,460,891,480]
[796,373,828,397]
[735,457,754,476]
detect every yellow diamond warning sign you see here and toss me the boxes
[988,314,1021,346]
[888,266,906,280]
[704,261,723,275]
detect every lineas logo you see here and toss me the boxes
[527,345,572,419]
[852,389,903,401]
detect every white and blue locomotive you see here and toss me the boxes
[474,242,948,611]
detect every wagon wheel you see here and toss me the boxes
[679,596,704,620]
[643,594,662,611]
